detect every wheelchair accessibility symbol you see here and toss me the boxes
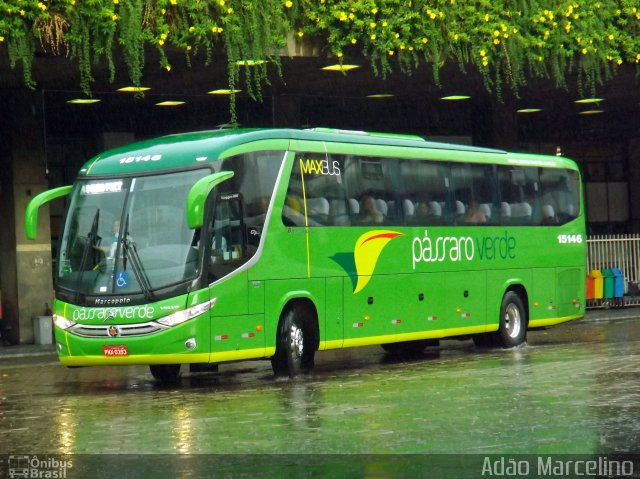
[115,271,129,288]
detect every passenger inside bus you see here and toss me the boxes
[464,202,488,224]
[358,195,384,224]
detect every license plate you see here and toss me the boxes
[102,345,128,356]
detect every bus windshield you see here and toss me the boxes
[56,150,285,302]
[57,169,209,298]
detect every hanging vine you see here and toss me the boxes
[0,0,639,121]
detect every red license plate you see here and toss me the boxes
[102,345,128,356]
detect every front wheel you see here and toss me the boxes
[271,306,316,378]
[495,291,527,348]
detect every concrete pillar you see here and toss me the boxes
[0,90,53,344]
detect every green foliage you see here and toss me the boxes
[1,0,639,121]
[295,0,640,98]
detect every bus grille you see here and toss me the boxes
[69,321,167,337]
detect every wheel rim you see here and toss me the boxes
[504,303,522,338]
[289,323,304,358]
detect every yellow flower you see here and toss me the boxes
[388,50,394,56]
[336,52,343,58]
[165,65,171,71]
[395,33,400,39]
[399,44,405,49]
[370,22,376,28]
[503,33,509,39]
[453,34,459,41]
[297,31,304,37]
[113,0,118,3]
[501,23,507,32]
[565,22,571,32]
[159,40,165,46]
[37,1,47,9]
[111,14,118,20]
[372,7,378,14]
[482,58,488,66]
[285,0,293,8]
[339,12,347,21]
[370,34,376,40]
[227,7,233,14]
[186,45,192,51]
[484,13,489,22]
[493,30,500,37]
[408,46,414,51]
[617,59,622,65]
[161,33,168,40]
[0,36,4,42]
[188,26,195,33]
[421,37,428,44]
[351,38,357,44]
[382,21,387,27]
[581,48,588,54]
[608,34,614,41]
[170,0,176,5]
[493,38,500,45]
[19,9,25,15]
[479,49,486,57]
[219,0,225,5]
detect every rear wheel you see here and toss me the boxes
[495,291,527,348]
[271,305,316,377]
[149,364,181,384]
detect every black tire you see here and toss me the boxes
[381,339,438,355]
[495,290,527,348]
[149,364,181,384]
[271,305,316,378]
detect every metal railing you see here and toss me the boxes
[587,234,640,308]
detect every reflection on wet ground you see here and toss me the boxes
[1,317,639,457]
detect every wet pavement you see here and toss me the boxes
[1,309,639,477]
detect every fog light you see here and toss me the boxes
[185,338,197,350]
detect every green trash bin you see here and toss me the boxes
[602,269,615,299]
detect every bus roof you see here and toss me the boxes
[78,128,575,176]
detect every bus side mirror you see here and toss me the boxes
[186,171,235,229]
[24,185,73,240]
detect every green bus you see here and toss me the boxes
[25,128,586,382]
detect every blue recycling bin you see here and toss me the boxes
[611,268,624,298]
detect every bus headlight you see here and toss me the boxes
[157,298,216,327]
[53,314,76,330]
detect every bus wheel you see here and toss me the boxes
[496,291,527,348]
[271,306,315,378]
[149,364,181,384]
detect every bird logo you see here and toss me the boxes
[331,230,404,294]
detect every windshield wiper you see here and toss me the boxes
[120,213,155,301]
[75,208,101,303]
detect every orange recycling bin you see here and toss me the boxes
[589,270,604,300]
